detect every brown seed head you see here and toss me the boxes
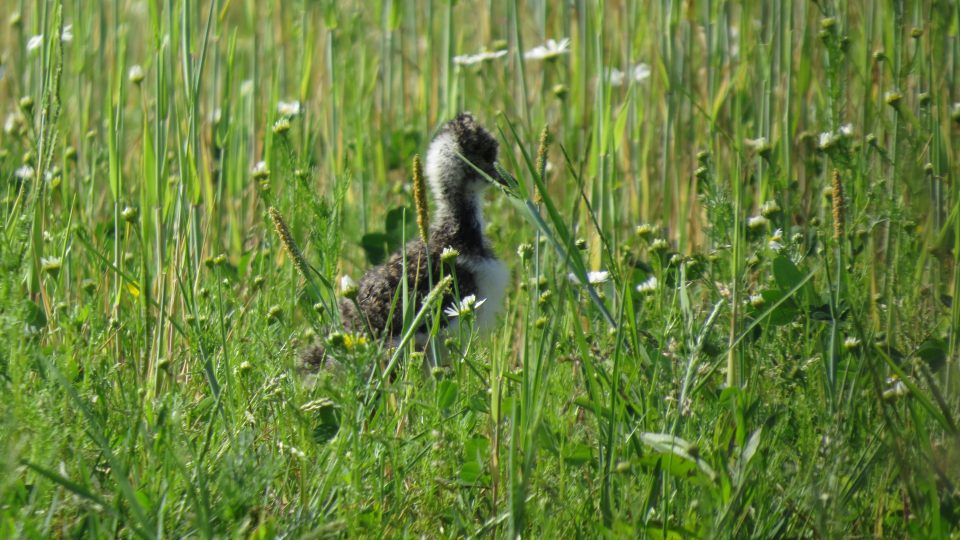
[831,169,845,241]
[269,206,310,280]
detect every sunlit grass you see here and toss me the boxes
[1,1,958,537]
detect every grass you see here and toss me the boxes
[1,0,959,537]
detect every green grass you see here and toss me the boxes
[2,0,959,537]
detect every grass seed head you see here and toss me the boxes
[412,154,429,243]
[831,169,845,241]
[268,206,310,281]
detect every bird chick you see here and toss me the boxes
[303,113,509,369]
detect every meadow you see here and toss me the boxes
[1,0,959,537]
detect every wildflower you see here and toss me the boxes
[747,215,769,230]
[635,223,655,239]
[768,228,785,252]
[524,38,570,61]
[843,336,861,351]
[343,332,368,351]
[14,165,34,180]
[605,67,626,87]
[444,294,486,318]
[636,276,658,294]
[339,275,359,300]
[277,100,301,116]
[453,49,507,66]
[26,25,72,52]
[650,238,669,252]
[838,123,853,137]
[252,161,269,179]
[440,246,459,263]
[272,117,290,135]
[128,65,144,85]
[633,63,651,82]
[882,377,908,400]
[41,256,62,276]
[567,270,610,286]
[277,442,306,459]
[4,113,23,135]
[818,130,841,150]
[745,136,769,152]
[884,90,903,108]
[760,200,781,217]
[516,242,534,262]
[749,294,765,308]
[27,35,43,52]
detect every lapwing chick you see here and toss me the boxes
[303,113,509,369]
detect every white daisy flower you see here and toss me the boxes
[444,294,486,318]
[27,35,44,52]
[633,63,651,82]
[568,270,610,285]
[14,165,35,180]
[636,276,658,294]
[453,49,508,66]
[524,38,571,61]
[61,24,73,42]
[838,123,853,137]
[747,215,769,230]
[251,160,269,177]
[277,100,301,117]
[818,130,841,149]
[605,67,626,87]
